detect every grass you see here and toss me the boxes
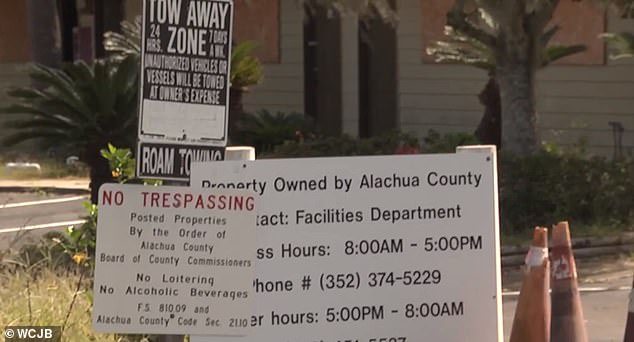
[0,268,112,341]
[0,266,191,341]
[0,266,166,342]
[0,159,88,180]
[0,237,181,342]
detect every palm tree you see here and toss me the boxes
[427,25,586,148]
[439,1,566,155]
[1,55,139,203]
[228,41,264,141]
[438,0,634,155]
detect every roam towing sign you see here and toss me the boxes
[190,146,503,342]
[137,142,224,181]
[92,184,256,336]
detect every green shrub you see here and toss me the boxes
[233,110,316,154]
[499,150,634,234]
[422,129,481,153]
[265,131,420,158]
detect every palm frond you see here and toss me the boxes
[600,32,634,60]
[429,21,585,72]
[2,130,72,147]
[1,57,138,154]
[104,16,142,59]
[542,44,587,66]
[426,26,495,72]
[4,118,79,131]
[231,41,264,88]
[541,25,560,47]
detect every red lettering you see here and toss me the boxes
[184,194,193,207]
[151,193,160,207]
[162,192,170,208]
[232,196,243,210]
[102,190,124,206]
[173,193,182,207]
[114,191,124,205]
[141,192,149,206]
[102,190,113,205]
[195,195,204,209]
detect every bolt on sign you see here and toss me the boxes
[92,184,256,336]
[189,146,503,342]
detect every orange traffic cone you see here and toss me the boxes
[510,227,551,342]
[624,276,634,342]
[550,221,588,342]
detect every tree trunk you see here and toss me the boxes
[496,36,539,156]
[84,145,114,204]
[94,0,124,58]
[228,86,245,144]
[475,76,501,148]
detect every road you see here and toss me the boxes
[0,192,87,249]
[0,191,632,340]
[503,274,632,341]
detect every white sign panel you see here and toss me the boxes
[92,184,256,336]
[190,147,503,342]
[138,0,233,146]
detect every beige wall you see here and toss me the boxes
[240,1,304,114]
[0,1,31,104]
[0,1,31,63]
[398,0,634,156]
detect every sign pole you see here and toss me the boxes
[158,335,183,342]
[156,178,185,342]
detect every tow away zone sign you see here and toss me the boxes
[137,0,234,146]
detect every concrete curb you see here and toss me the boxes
[502,232,634,256]
[502,244,634,267]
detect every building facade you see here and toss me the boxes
[2,1,634,156]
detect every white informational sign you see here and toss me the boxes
[138,0,233,147]
[92,184,256,336]
[190,146,503,342]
